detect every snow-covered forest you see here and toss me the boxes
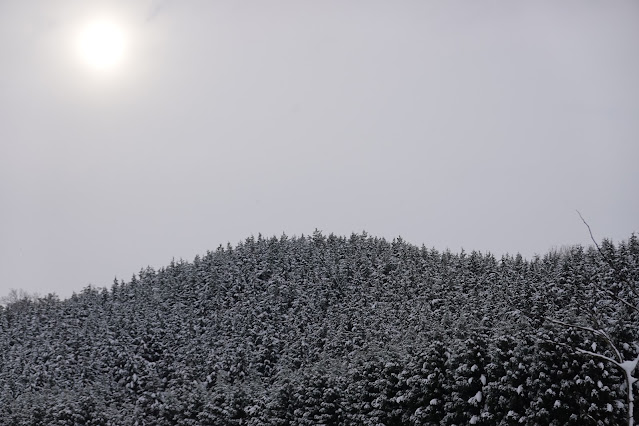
[1,232,638,425]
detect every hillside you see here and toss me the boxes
[1,232,638,425]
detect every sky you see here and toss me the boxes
[1,0,638,300]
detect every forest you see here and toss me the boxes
[1,231,638,425]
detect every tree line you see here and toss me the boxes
[1,231,637,425]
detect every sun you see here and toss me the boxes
[76,19,127,71]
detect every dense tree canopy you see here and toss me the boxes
[1,232,637,424]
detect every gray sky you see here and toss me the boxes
[1,0,638,300]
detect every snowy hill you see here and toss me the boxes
[1,232,637,425]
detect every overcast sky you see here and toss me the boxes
[1,0,638,300]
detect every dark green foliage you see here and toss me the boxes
[0,232,636,424]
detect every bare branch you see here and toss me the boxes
[575,348,621,368]
[597,329,624,364]
[596,286,639,314]
[576,210,639,302]
[547,336,633,380]
[544,316,623,363]
[544,317,598,334]
[577,210,602,253]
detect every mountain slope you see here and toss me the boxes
[1,232,637,425]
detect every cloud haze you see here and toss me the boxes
[1,0,638,299]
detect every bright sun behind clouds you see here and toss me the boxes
[76,19,127,72]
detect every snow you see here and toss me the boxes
[620,358,639,376]
[468,391,483,404]
[1,231,636,425]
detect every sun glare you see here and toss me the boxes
[77,19,126,72]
